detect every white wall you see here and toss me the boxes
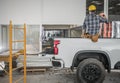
[0,0,42,24]
[43,0,86,25]
[0,0,86,25]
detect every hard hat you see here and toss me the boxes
[88,5,96,11]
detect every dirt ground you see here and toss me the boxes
[0,68,120,83]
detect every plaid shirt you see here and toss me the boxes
[83,12,108,35]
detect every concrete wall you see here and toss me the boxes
[0,0,86,25]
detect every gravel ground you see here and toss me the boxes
[0,68,120,83]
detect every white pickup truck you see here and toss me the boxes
[52,38,120,83]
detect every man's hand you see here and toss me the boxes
[99,13,106,19]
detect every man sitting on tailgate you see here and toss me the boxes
[81,5,108,38]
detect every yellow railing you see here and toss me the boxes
[9,20,27,83]
[0,20,27,83]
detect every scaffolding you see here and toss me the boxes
[0,20,27,83]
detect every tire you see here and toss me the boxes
[114,61,120,69]
[76,58,105,83]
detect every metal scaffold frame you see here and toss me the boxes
[0,20,27,83]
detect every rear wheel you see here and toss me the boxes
[76,58,105,83]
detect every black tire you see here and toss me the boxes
[76,58,105,83]
[114,61,120,69]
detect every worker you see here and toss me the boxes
[82,5,108,38]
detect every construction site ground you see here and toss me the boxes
[0,68,120,83]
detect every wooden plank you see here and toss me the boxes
[21,68,46,72]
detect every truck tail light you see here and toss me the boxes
[54,40,60,55]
